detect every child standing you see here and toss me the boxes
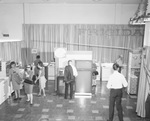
[92,71,98,96]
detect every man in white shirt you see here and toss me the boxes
[107,63,128,121]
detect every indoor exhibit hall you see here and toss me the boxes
[0,0,150,121]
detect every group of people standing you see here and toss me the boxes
[9,54,128,121]
[9,55,47,105]
[64,56,128,121]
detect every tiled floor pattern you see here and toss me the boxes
[0,81,149,121]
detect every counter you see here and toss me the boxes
[0,77,10,105]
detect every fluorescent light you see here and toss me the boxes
[0,39,22,43]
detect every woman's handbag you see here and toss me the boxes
[24,78,33,85]
[32,75,37,84]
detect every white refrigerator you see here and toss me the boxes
[75,60,92,96]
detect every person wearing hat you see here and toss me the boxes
[23,65,34,105]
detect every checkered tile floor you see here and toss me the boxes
[0,81,148,121]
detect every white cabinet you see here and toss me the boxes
[101,63,113,81]
[75,60,92,96]
[48,63,55,80]
[0,77,9,105]
[0,61,13,105]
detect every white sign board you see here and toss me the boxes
[31,49,37,54]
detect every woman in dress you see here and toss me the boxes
[35,61,47,96]
[9,61,22,100]
[23,65,34,105]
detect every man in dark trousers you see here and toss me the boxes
[64,60,75,99]
[33,55,43,84]
[34,55,42,76]
[107,63,128,121]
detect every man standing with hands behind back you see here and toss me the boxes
[107,63,128,121]
[64,60,78,99]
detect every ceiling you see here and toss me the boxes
[0,0,144,4]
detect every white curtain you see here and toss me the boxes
[0,42,22,62]
[22,24,144,65]
[136,46,150,117]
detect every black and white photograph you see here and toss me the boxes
[0,0,150,121]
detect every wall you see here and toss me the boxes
[0,3,138,40]
[24,4,138,24]
[0,4,23,40]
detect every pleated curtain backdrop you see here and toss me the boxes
[0,42,22,63]
[136,46,150,117]
[22,24,144,65]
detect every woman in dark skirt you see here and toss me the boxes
[23,65,34,105]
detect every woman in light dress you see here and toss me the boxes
[23,65,34,105]
[9,61,22,100]
[35,61,47,96]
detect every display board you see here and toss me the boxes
[101,63,113,81]
[127,51,141,95]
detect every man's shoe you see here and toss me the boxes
[30,103,33,106]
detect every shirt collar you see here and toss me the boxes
[113,70,119,73]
